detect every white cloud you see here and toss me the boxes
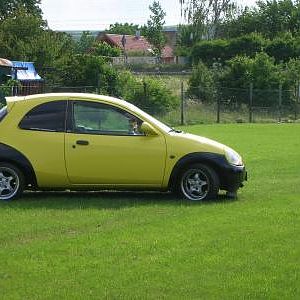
[40,0,256,31]
[40,0,182,30]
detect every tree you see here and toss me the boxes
[256,0,299,38]
[0,7,46,59]
[219,53,283,106]
[191,33,267,65]
[90,42,121,57]
[265,33,297,63]
[0,7,76,83]
[107,23,147,36]
[145,1,167,58]
[188,61,217,102]
[76,31,95,54]
[221,0,300,39]
[180,0,237,39]
[0,0,42,20]
[192,39,229,64]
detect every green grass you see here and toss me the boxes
[1,124,300,299]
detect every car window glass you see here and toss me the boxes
[73,102,143,135]
[19,101,67,132]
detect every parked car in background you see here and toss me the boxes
[0,93,247,201]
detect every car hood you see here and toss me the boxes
[182,133,227,151]
[168,131,233,156]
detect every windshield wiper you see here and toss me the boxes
[169,128,182,133]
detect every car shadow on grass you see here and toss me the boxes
[1,190,238,210]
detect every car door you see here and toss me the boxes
[65,100,167,187]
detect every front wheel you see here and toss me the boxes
[0,163,24,201]
[178,164,219,201]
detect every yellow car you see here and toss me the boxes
[0,93,247,201]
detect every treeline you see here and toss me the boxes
[0,1,178,114]
[192,33,300,65]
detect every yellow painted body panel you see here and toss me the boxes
[1,96,69,187]
[0,93,229,190]
[162,132,225,188]
[65,133,166,186]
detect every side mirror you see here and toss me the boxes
[140,122,158,136]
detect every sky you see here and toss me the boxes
[40,0,257,31]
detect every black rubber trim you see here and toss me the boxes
[169,152,247,192]
[0,143,37,188]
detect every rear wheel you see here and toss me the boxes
[178,163,219,201]
[0,163,24,201]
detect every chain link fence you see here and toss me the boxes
[178,83,299,125]
[1,80,299,125]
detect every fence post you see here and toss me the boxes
[181,81,185,125]
[295,82,300,121]
[12,85,18,96]
[278,83,282,122]
[249,82,253,123]
[96,71,101,94]
[216,93,220,123]
[143,81,147,99]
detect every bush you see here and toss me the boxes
[0,80,21,98]
[265,34,297,62]
[122,63,190,73]
[227,33,266,58]
[192,34,266,65]
[219,53,284,106]
[187,61,217,102]
[55,54,179,115]
[119,71,179,114]
[91,42,121,57]
[221,53,280,88]
[284,58,300,86]
[192,39,229,65]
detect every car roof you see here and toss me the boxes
[7,93,135,110]
[7,93,123,104]
[6,93,146,119]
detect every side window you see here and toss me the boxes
[73,102,143,136]
[19,101,67,132]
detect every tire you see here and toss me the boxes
[177,163,220,201]
[0,163,24,201]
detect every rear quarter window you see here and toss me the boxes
[19,101,67,132]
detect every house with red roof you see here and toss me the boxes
[96,33,175,64]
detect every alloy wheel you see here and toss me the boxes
[0,167,20,201]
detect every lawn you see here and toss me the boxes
[0,124,299,299]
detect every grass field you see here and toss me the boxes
[0,124,299,299]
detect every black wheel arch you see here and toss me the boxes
[168,152,228,190]
[0,143,37,188]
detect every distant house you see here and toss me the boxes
[0,58,43,96]
[12,61,44,96]
[96,33,175,64]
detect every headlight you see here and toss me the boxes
[225,148,243,166]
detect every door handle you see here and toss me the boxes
[76,140,89,146]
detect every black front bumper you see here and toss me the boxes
[219,162,247,192]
